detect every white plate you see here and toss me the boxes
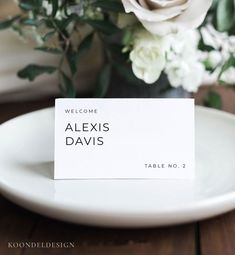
[0,107,235,228]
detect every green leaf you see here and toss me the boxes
[109,44,129,62]
[42,30,56,41]
[59,71,76,97]
[211,0,220,10]
[113,63,144,86]
[216,0,235,31]
[56,14,79,31]
[35,47,62,54]
[66,33,94,76]
[66,47,78,76]
[19,0,43,11]
[228,23,235,35]
[94,64,111,97]
[42,19,54,29]
[198,37,215,52]
[203,59,216,73]
[86,19,120,35]
[122,29,133,46]
[21,18,41,27]
[18,64,57,81]
[50,0,59,17]
[0,16,20,30]
[218,55,235,83]
[77,33,94,61]
[204,91,222,109]
[92,0,125,12]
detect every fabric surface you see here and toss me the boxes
[0,1,102,102]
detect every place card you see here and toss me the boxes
[54,98,194,179]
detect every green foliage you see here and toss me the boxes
[21,18,41,27]
[35,47,62,54]
[76,33,94,61]
[55,14,79,31]
[204,91,222,109]
[0,0,126,97]
[198,37,215,52]
[122,29,133,46]
[114,63,144,86]
[19,0,43,11]
[42,31,56,41]
[0,16,20,30]
[17,64,57,81]
[59,71,76,98]
[215,0,235,32]
[66,33,94,76]
[49,0,59,17]
[218,55,235,84]
[86,19,120,35]
[6,0,234,99]
[66,47,78,76]
[91,0,125,13]
[94,64,112,97]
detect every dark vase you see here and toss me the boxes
[105,72,191,98]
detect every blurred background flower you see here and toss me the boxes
[0,0,234,110]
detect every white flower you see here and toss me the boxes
[166,60,189,87]
[166,29,200,57]
[207,51,223,69]
[67,4,84,16]
[166,60,204,92]
[164,30,205,92]
[42,0,66,20]
[199,22,235,84]
[129,30,166,84]
[200,24,235,60]
[121,0,212,36]
[42,0,53,16]
[220,67,235,85]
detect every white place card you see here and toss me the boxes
[54,98,194,179]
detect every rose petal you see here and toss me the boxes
[146,0,188,9]
[121,0,212,36]
[138,0,149,8]
[132,64,162,83]
[122,0,189,22]
[138,0,212,35]
[140,19,180,35]
[173,0,213,28]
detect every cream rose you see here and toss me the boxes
[121,0,213,36]
[130,30,166,84]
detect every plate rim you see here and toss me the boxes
[0,105,235,227]
[1,180,235,227]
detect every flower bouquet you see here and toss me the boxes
[0,0,234,99]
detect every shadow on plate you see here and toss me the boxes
[19,161,54,179]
